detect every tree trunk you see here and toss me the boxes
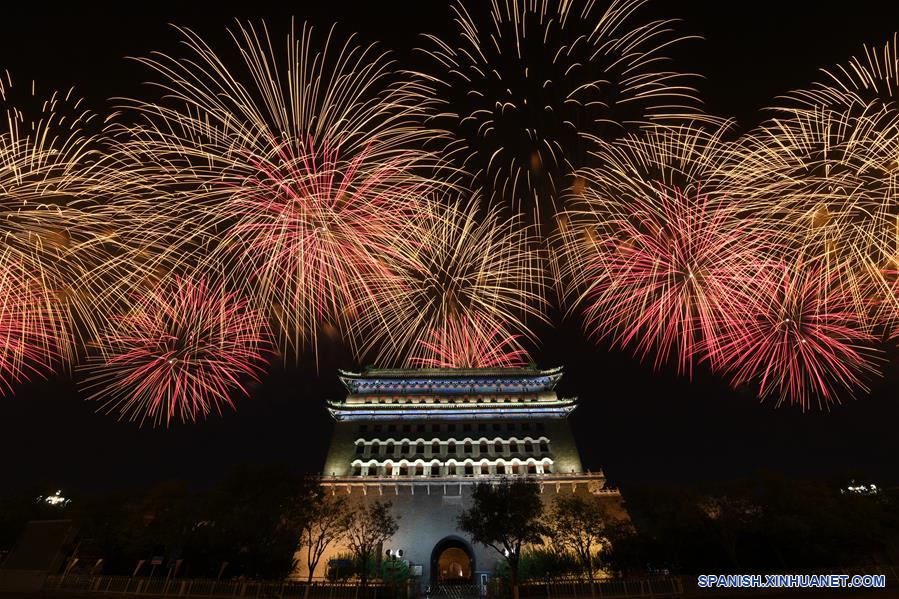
[586,556,595,599]
[305,565,315,599]
[510,561,519,599]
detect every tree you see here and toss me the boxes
[457,479,547,599]
[285,486,351,596]
[549,495,619,584]
[344,501,399,590]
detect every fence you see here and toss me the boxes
[45,575,392,598]
[503,578,682,599]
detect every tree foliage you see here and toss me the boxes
[457,479,548,596]
[344,501,399,589]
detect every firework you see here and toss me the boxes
[0,73,116,372]
[727,105,899,327]
[715,260,879,410]
[109,20,442,360]
[782,34,899,114]
[352,195,547,367]
[81,276,271,427]
[416,0,713,223]
[557,124,755,373]
[569,183,762,374]
[412,313,530,369]
[214,138,430,359]
[0,260,62,395]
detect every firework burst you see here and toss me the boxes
[715,260,879,410]
[566,182,761,375]
[728,105,899,327]
[416,0,712,223]
[110,20,442,360]
[0,73,116,375]
[81,277,271,427]
[353,195,547,367]
[557,124,755,373]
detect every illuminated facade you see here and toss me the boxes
[298,366,624,589]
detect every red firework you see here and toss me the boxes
[412,314,530,369]
[715,261,878,410]
[578,184,763,375]
[0,262,63,395]
[214,138,427,359]
[82,277,271,426]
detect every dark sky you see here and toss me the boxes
[2,1,899,495]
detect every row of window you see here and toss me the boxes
[354,439,550,457]
[357,422,546,434]
[351,395,545,405]
[350,460,554,477]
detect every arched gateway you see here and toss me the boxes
[298,366,628,592]
[431,537,475,585]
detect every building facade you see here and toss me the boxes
[298,366,625,590]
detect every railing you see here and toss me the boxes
[497,578,682,599]
[45,575,391,598]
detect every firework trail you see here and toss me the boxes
[0,261,62,395]
[415,0,713,224]
[783,34,899,114]
[412,313,530,369]
[81,276,272,427]
[715,260,879,410]
[352,195,547,368]
[109,20,442,361]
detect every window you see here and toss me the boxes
[464,442,473,454]
[506,423,516,431]
[388,424,396,432]
[544,462,553,473]
[399,465,409,476]
[522,422,531,431]
[432,441,440,454]
[448,423,456,432]
[355,443,364,455]
[430,464,441,477]
[539,441,549,453]
[368,466,379,476]
[524,441,534,453]
[495,441,503,453]
[478,423,487,432]
[528,463,538,474]
[448,442,456,454]
[432,424,440,433]
[352,465,362,476]
[465,464,474,476]
[417,424,425,432]
[415,464,424,476]
[402,424,411,433]
[371,443,381,456]
[479,441,488,454]
[463,423,472,432]
[374,424,382,433]
[386,442,395,455]
[510,441,519,453]
[492,423,501,431]
[416,442,425,454]
[401,443,410,455]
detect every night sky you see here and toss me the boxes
[2,1,899,495]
